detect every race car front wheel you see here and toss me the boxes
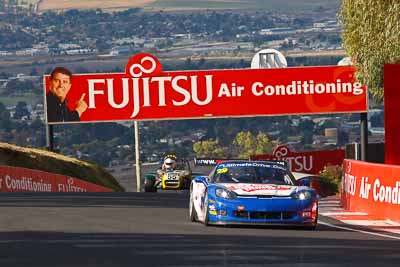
[189,186,198,222]
[203,192,209,226]
[303,203,318,230]
[189,197,197,222]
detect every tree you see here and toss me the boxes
[370,112,384,127]
[0,102,12,132]
[30,68,39,76]
[339,1,400,101]
[193,139,226,158]
[232,131,274,159]
[0,102,5,113]
[14,101,30,120]
[298,119,315,145]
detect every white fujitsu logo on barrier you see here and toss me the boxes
[129,56,157,78]
[271,145,313,172]
[274,146,288,158]
[344,162,356,196]
[347,161,352,173]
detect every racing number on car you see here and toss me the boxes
[167,173,179,180]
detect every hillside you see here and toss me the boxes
[0,142,124,192]
[34,0,340,12]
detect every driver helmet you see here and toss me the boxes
[163,155,177,170]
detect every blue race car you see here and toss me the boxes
[189,160,318,229]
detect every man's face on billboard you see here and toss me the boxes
[50,72,71,102]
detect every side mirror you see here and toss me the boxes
[194,176,207,184]
[297,178,311,187]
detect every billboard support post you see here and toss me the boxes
[134,121,141,192]
[360,112,368,161]
[46,124,54,151]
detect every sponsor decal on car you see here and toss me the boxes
[218,162,287,171]
[226,184,292,192]
[209,204,217,215]
[217,167,228,174]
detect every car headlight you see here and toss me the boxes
[292,191,312,200]
[215,188,237,199]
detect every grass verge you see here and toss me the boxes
[0,142,124,192]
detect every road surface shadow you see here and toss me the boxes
[0,231,398,267]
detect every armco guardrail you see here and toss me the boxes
[0,165,113,192]
[342,159,400,222]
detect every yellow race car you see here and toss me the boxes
[144,159,192,192]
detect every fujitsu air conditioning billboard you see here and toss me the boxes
[43,53,368,124]
[250,145,345,174]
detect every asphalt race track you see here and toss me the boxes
[0,192,399,267]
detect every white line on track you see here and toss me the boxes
[319,221,400,240]
[318,208,345,211]
[340,220,400,226]
[320,211,369,216]
[318,201,341,204]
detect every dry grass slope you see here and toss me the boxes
[38,0,155,12]
[36,0,340,12]
[0,142,124,192]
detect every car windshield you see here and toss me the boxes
[212,162,294,185]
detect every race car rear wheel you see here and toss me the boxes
[144,179,156,192]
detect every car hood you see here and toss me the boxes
[220,183,298,196]
[163,169,189,175]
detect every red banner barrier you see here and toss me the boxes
[44,53,368,124]
[342,160,400,222]
[251,145,345,174]
[0,165,113,192]
[384,64,400,165]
